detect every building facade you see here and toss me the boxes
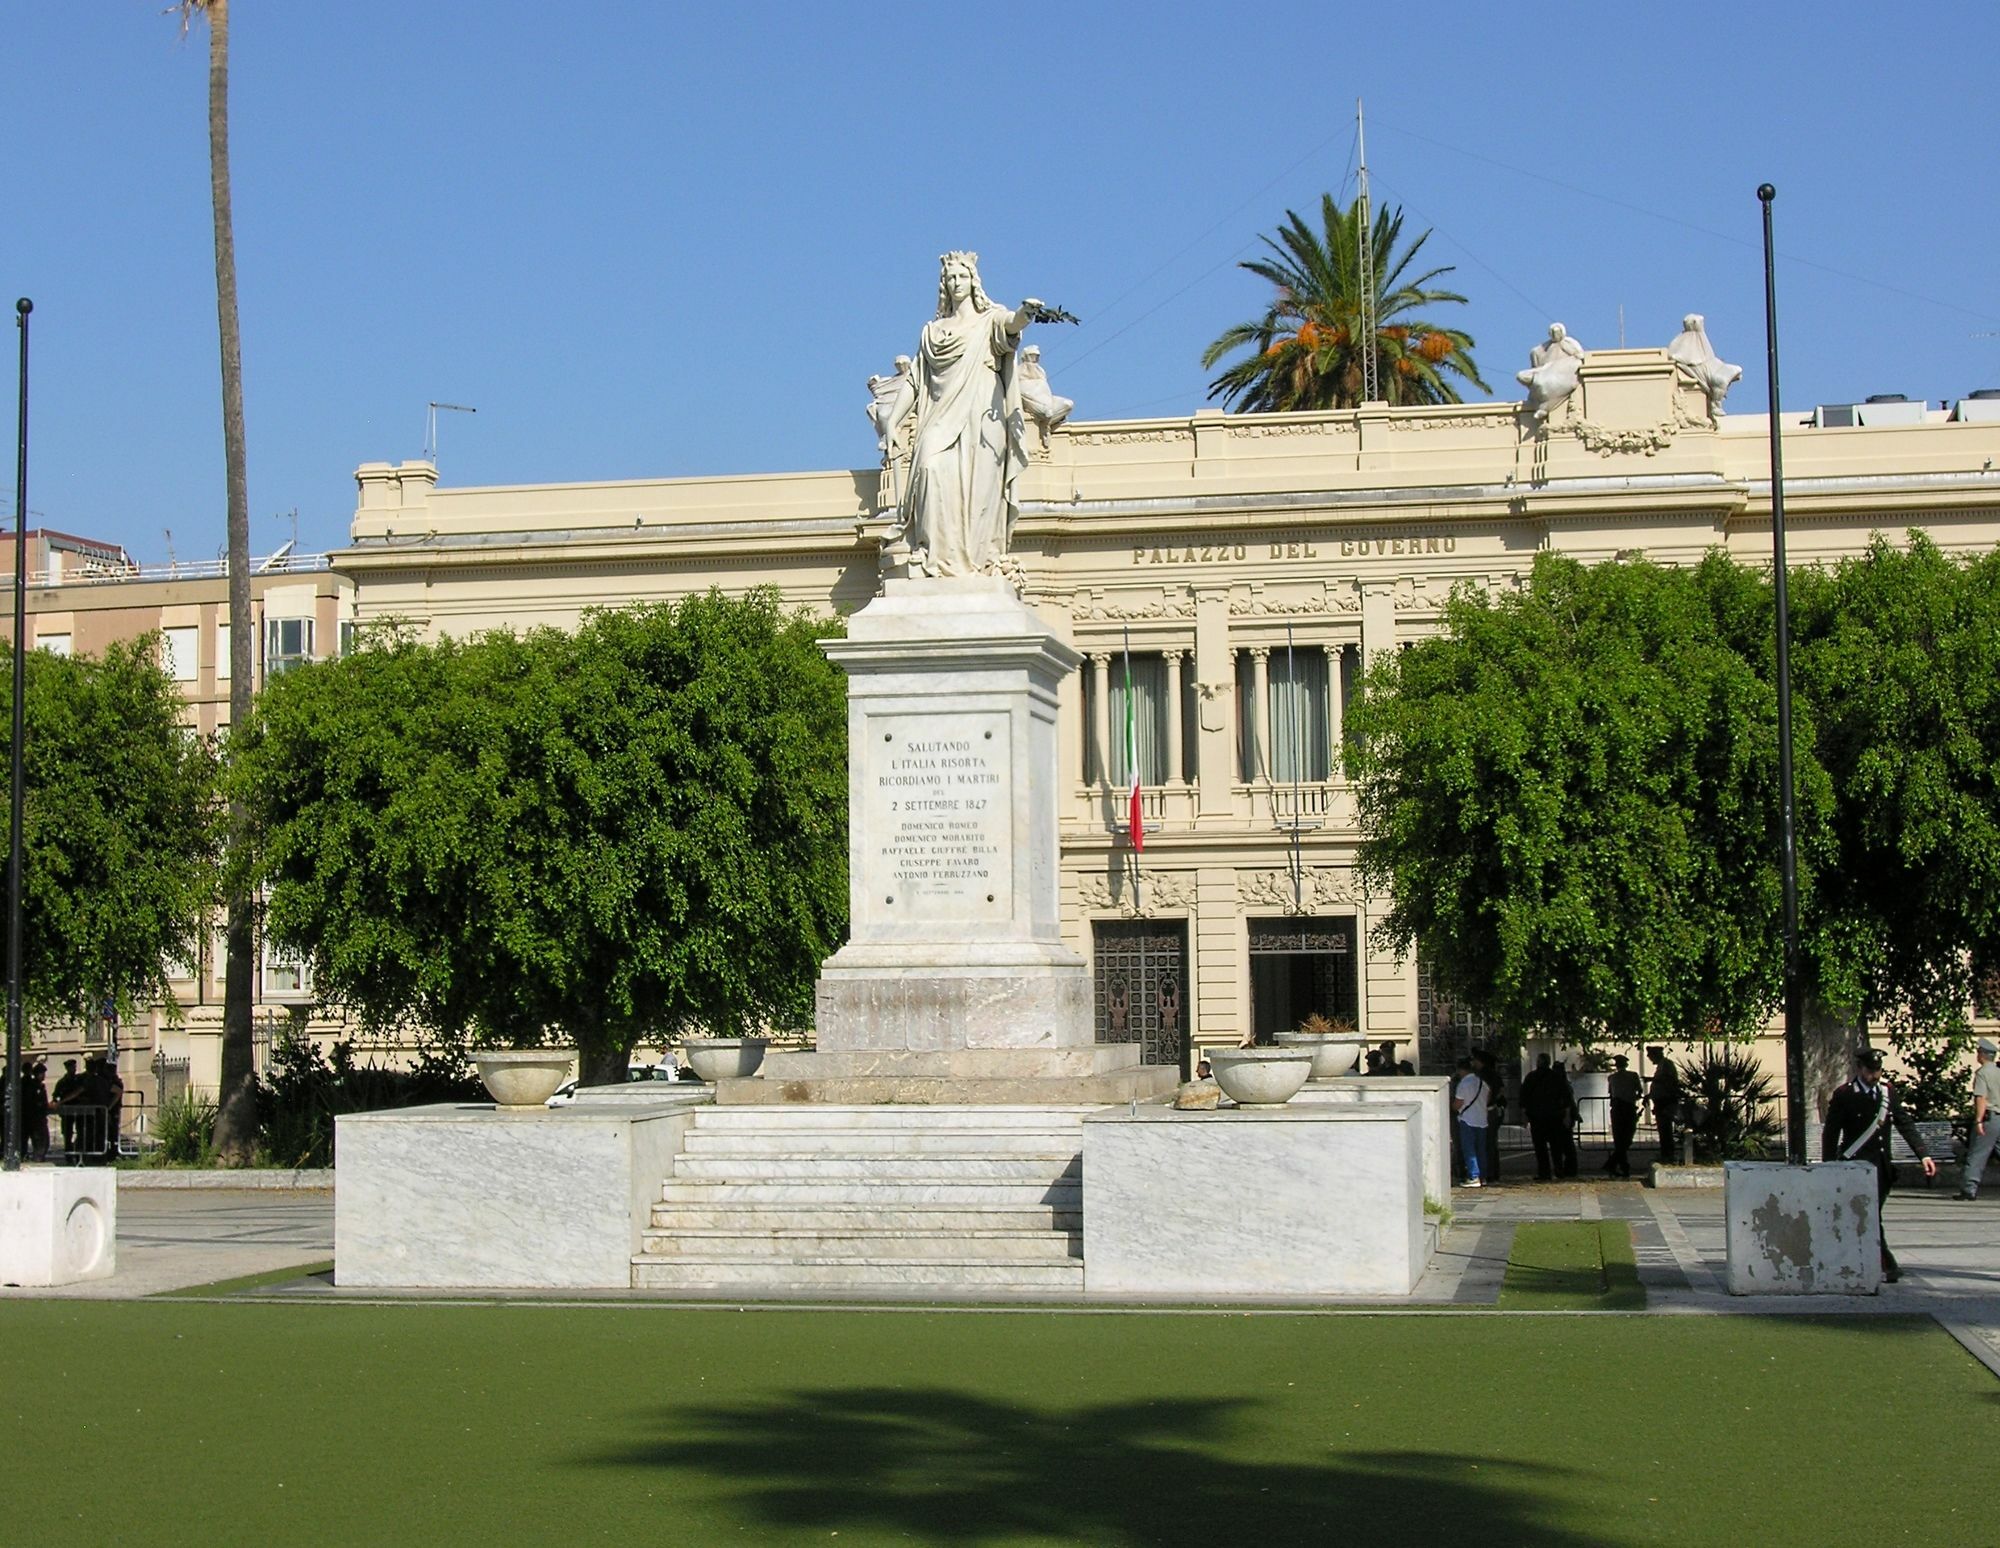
[337,348,2000,1082]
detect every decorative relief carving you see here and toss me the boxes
[1329,580,1362,612]
[1068,428,1193,447]
[1573,419,1677,457]
[1225,421,1356,438]
[1236,867,1361,914]
[1393,576,1446,613]
[1389,413,1505,432]
[1079,866,1197,917]
[1195,678,1231,732]
[1228,585,1327,618]
[1071,589,1196,622]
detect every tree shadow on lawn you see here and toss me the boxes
[583,1386,1599,1546]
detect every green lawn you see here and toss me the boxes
[1501,1220,1646,1310]
[1,1301,1991,1546]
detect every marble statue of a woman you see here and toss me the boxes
[1666,313,1742,426]
[877,252,1042,577]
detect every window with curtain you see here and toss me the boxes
[1084,652,1172,785]
[1239,646,1331,782]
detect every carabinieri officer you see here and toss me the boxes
[1821,1045,1936,1282]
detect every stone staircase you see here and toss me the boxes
[631,1105,1094,1294]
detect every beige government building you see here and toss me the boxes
[19,343,2000,1120]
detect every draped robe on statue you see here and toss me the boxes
[900,306,1029,576]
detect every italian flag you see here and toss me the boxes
[1123,642,1144,851]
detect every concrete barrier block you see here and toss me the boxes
[1724,1160,1878,1295]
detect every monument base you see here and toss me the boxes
[814,957,1092,1054]
[722,1045,1178,1107]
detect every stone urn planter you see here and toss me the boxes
[1208,1046,1314,1109]
[1274,1031,1368,1080]
[473,1049,576,1109]
[681,1037,769,1083]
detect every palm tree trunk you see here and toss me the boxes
[201,0,258,1164]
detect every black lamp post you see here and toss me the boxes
[4,297,29,1173]
[1758,190,1807,1164]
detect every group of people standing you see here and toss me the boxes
[1450,1047,1690,1187]
[2,1054,124,1161]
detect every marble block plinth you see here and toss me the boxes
[814,962,1092,1054]
[1294,1077,1453,1206]
[335,1097,707,1289]
[1081,1103,1428,1298]
[1724,1160,1879,1295]
[0,1169,116,1287]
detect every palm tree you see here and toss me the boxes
[1201,193,1488,412]
[176,0,256,1164]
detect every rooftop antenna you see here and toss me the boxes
[162,527,177,572]
[1619,304,1626,349]
[423,401,477,466]
[1356,99,1380,405]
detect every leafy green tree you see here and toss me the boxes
[1348,552,1831,1049]
[2,639,222,1025]
[1793,533,2000,1042]
[1201,193,1487,412]
[235,591,849,1083]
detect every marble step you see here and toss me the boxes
[656,1192,1080,1216]
[639,1229,1082,1261]
[687,1106,1097,1130]
[668,1155,1080,1182]
[650,1204,1080,1232]
[680,1130,1085,1157]
[629,1256,1087,1291]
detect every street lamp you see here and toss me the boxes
[5,297,31,1173]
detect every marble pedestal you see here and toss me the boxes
[0,1169,116,1287]
[335,1098,705,1290]
[1294,1076,1453,1206]
[1080,1103,1429,1297]
[1724,1160,1880,1295]
[748,577,1170,1104]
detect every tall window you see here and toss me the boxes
[1083,652,1194,784]
[163,626,198,682]
[1238,646,1333,781]
[264,617,314,678]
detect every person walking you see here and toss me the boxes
[1823,1046,1936,1282]
[1453,1056,1491,1188]
[1648,1050,1682,1166]
[1959,1036,1999,1200]
[1604,1055,1642,1178]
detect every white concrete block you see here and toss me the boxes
[1081,1103,1427,1297]
[1724,1160,1880,1295]
[0,1168,116,1287]
[334,1099,703,1289]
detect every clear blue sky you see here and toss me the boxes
[7,1,1998,563]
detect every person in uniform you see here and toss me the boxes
[1822,1045,1936,1282]
[1648,1050,1682,1165]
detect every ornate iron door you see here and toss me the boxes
[1092,919,1188,1071]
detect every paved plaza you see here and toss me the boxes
[6,1176,1995,1380]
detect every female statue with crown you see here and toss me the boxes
[877,252,1044,577]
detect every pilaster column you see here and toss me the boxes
[1248,647,1271,782]
[1089,652,1112,786]
[1162,649,1186,786]
[1329,643,1346,778]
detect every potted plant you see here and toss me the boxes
[1275,1012,1368,1080]
[470,1023,576,1110]
[679,1030,770,1083]
[1208,1034,1315,1108]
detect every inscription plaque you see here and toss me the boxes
[866,712,1011,920]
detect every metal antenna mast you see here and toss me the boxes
[1355,99,1380,405]
[423,402,477,466]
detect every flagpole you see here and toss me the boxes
[1286,623,1303,914]
[5,299,30,1173]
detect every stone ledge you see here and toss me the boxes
[718,1069,1180,1107]
[1649,1164,1725,1189]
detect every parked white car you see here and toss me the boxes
[544,1062,685,1107]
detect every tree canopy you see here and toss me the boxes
[1201,193,1487,412]
[234,590,849,1081]
[1792,534,2000,1034]
[1347,552,1833,1048]
[2,638,222,1026]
